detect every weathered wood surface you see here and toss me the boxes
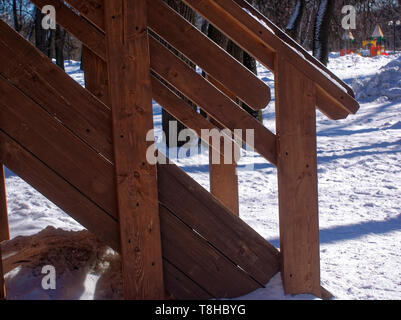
[233,0,355,98]
[275,57,321,297]
[0,164,7,300]
[30,0,106,60]
[209,150,239,216]
[38,0,358,121]
[0,75,117,216]
[182,0,359,119]
[149,36,277,166]
[0,245,5,300]
[104,0,164,300]
[0,130,280,299]
[0,131,120,251]
[147,0,270,111]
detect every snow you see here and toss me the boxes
[2,53,401,300]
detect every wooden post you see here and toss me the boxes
[275,57,321,297]
[104,0,164,299]
[82,45,109,105]
[0,164,9,300]
[207,76,240,216]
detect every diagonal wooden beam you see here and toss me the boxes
[183,0,359,120]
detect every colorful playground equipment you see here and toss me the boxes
[362,25,388,56]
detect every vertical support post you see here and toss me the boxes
[82,45,110,105]
[275,57,321,297]
[0,165,9,300]
[104,0,164,299]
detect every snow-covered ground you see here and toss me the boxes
[2,53,401,300]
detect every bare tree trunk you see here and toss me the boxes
[12,0,21,32]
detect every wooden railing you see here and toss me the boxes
[1,0,359,299]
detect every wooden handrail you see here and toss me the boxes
[148,0,270,111]
[183,0,359,119]
[233,0,355,98]
[149,36,277,166]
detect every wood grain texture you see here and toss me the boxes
[82,45,109,105]
[104,0,164,300]
[148,0,270,111]
[209,150,239,216]
[0,165,9,242]
[0,131,278,299]
[160,205,261,298]
[0,131,120,251]
[183,0,359,119]
[63,0,105,31]
[0,76,117,216]
[30,0,106,60]
[63,0,271,111]
[149,36,277,166]
[163,260,212,300]
[233,0,355,99]
[0,20,113,159]
[0,245,5,300]
[158,162,280,286]
[275,57,321,297]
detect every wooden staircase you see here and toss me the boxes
[0,0,359,300]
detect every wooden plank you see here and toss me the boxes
[48,0,358,119]
[30,0,106,60]
[82,45,109,105]
[0,76,117,217]
[182,0,359,119]
[104,0,164,300]
[160,205,260,298]
[64,0,271,111]
[158,162,280,286]
[0,130,120,251]
[0,165,9,242]
[151,76,238,158]
[275,57,321,297]
[233,0,355,99]
[0,132,269,300]
[148,0,270,111]
[63,0,105,31]
[0,20,113,159]
[149,36,277,166]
